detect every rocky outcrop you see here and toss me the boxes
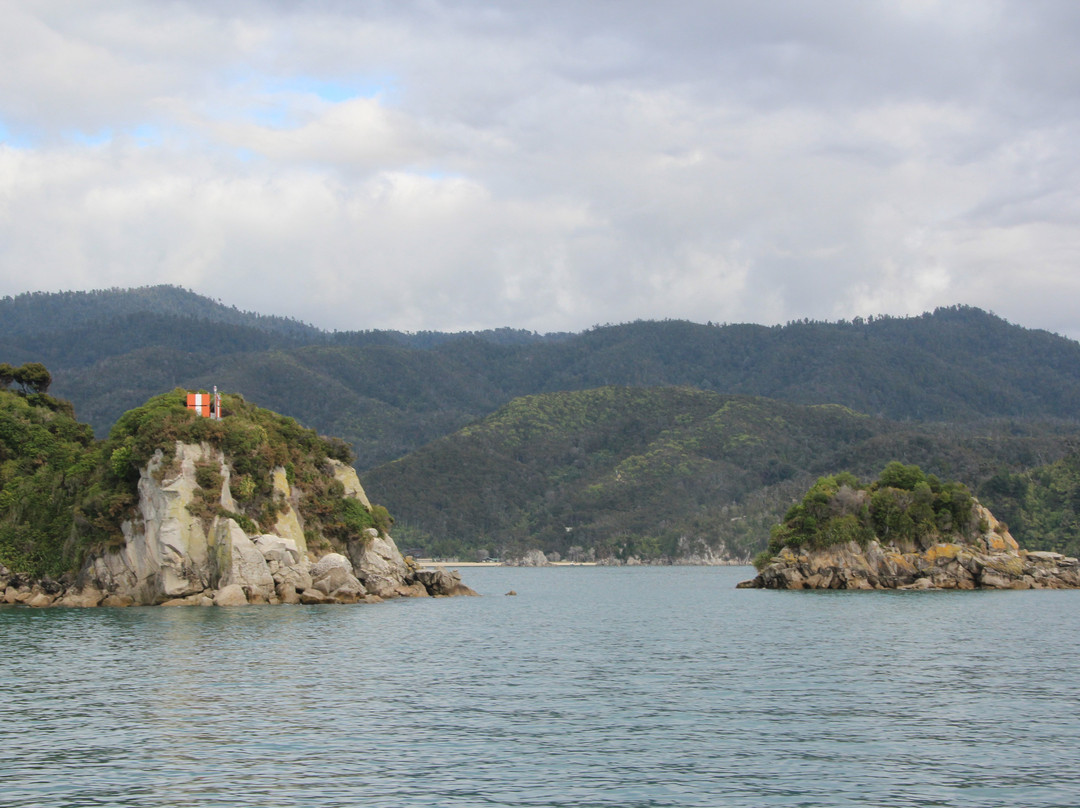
[412,567,479,597]
[0,441,476,607]
[504,549,551,567]
[739,506,1080,590]
[347,529,415,597]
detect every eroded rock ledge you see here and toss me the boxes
[738,508,1080,590]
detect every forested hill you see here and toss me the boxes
[4,287,1080,469]
[359,386,1080,562]
[0,286,323,339]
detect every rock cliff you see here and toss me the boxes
[739,504,1080,590]
[1,437,475,607]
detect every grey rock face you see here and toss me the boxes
[347,529,413,597]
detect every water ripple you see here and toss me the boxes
[3,568,1080,807]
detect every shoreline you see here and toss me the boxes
[415,559,749,568]
[416,559,599,567]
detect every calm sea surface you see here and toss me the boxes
[3,566,1079,808]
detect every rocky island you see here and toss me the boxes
[739,462,1080,590]
[0,371,474,607]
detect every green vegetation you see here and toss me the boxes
[0,379,392,579]
[361,388,1068,562]
[765,463,976,561]
[0,362,53,395]
[0,384,96,577]
[978,451,1080,557]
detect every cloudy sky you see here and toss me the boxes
[2,1,1079,336]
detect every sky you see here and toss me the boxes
[2,1,1079,337]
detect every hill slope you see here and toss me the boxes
[360,386,1080,562]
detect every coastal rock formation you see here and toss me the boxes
[0,386,477,607]
[504,549,551,567]
[0,440,476,607]
[739,505,1080,590]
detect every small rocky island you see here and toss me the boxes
[739,462,1080,590]
[0,376,474,607]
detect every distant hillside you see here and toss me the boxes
[360,386,1080,561]
[979,451,1080,557]
[0,286,323,339]
[6,287,1080,474]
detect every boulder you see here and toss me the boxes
[276,582,301,605]
[310,553,366,600]
[253,534,312,592]
[347,530,412,597]
[508,549,550,567]
[27,592,56,608]
[56,587,104,607]
[299,589,327,604]
[395,582,430,598]
[213,584,249,606]
[413,568,479,597]
[214,520,275,602]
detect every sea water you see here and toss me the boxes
[2,566,1079,808]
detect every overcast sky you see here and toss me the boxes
[2,1,1079,337]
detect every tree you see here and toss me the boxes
[11,362,51,395]
[0,363,13,389]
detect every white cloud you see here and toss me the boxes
[2,0,1080,338]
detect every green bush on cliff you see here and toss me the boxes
[767,462,976,555]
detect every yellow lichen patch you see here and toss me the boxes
[985,532,1018,552]
[984,555,1025,577]
[886,553,916,572]
[924,543,962,564]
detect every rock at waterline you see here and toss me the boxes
[740,504,1080,590]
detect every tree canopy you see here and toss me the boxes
[759,463,978,569]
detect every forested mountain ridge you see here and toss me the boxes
[7,286,1080,471]
[0,286,322,339]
